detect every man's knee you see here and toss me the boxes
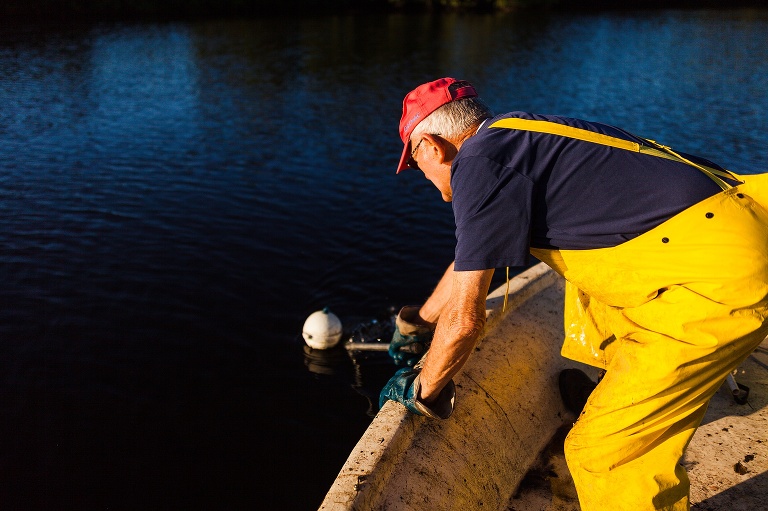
[563,423,610,474]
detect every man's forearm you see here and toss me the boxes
[418,261,455,324]
[417,268,494,405]
[417,314,482,404]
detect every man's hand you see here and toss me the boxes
[378,367,455,419]
[388,305,435,367]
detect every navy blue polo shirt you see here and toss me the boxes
[452,112,727,271]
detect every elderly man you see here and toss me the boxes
[379,77,768,511]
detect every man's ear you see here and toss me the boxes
[422,133,456,164]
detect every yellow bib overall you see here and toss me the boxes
[490,119,768,511]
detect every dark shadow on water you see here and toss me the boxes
[303,342,396,418]
[303,309,401,419]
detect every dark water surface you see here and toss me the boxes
[1,8,767,510]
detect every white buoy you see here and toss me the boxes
[302,307,343,350]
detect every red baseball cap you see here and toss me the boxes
[396,77,478,173]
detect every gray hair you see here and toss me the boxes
[411,97,493,142]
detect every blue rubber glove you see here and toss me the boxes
[378,367,455,419]
[388,306,435,367]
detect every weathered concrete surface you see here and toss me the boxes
[319,263,596,511]
[507,339,768,511]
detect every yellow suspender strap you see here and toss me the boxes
[489,118,742,191]
[503,266,509,312]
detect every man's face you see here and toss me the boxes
[410,135,453,202]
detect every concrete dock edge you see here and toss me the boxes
[319,263,590,511]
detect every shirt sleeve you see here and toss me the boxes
[451,155,534,271]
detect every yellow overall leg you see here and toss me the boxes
[533,182,768,511]
[564,294,767,511]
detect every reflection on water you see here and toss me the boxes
[303,343,394,418]
[0,8,767,510]
[303,346,350,377]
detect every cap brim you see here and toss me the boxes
[396,139,412,174]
